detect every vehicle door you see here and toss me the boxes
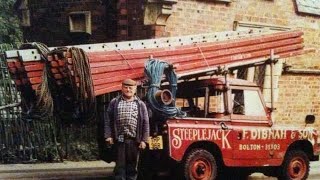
[230,86,275,160]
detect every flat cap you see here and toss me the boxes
[122,78,137,86]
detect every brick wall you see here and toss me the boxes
[23,0,113,46]
[22,0,156,46]
[275,74,320,127]
[164,0,320,130]
[117,0,154,41]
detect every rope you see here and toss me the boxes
[17,42,62,161]
[67,47,96,121]
[115,49,134,70]
[19,43,96,122]
[144,59,185,118]
[115,49,144,83]
[196,45,210,68]
[20,42,54,117]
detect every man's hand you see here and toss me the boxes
[139,141,147,149]
[105,137,114,145]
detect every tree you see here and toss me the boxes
[0,0,22,45]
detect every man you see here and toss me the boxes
[104,79,149,180]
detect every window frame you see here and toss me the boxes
[230,86,269,122]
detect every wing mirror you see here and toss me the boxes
[305,115,315,124]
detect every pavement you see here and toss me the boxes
[0,161,115,179]
[0,160,319,179]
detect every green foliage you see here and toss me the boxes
[67,141,99,161]
[0,0,23,45]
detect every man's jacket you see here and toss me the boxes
[104,96,150,143]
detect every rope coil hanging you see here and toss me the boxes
[144,59,185,118]
[67,47,96,121]
[17,43,96,122]
[19,42,54,117]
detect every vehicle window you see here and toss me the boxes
[243,90,266,116]
[231,89,266,116]
[176,97,205,117]
[176,87,225,118]
[196,97,205,111]
[176,98,189,108]
[209,91,224,114]
[232,89,245,114]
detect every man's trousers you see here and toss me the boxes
[114,139,140,180]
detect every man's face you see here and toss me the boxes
[121,85,136,99]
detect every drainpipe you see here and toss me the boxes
[270,49,275,111]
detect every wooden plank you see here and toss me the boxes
[26,71,43,78]
[29,77,42,84]
[93,71,144,86]
[24,64,44,71]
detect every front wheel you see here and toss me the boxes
[184,148,217,180]
[278,150,310,180]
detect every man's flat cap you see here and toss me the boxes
[122,79,137,86]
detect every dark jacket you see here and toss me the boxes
[104,95,150,143]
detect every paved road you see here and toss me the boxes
[0,161,319,179]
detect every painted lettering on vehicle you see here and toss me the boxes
[242,129,287,140]
[292,129,317,145]
[171,128,231,149]
[241,129,315,142]
[239,143,281,151]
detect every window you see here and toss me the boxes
[208,91,225,114]
[232,89,266,116]
[233,21,291,32]
[69,11,92,34]
[232,89,245,115]
[176,86,225,118]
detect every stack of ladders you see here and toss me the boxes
[4,29,311,96]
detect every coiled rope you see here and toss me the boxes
[144,59,185,118]
[67,47,96,121]
[18,43,96,122]
[20,42,54,117]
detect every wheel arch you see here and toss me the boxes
[285,140,313,161]
[182,141,225,166]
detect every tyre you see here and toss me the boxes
[184,148,217,180]
[278,150,310,180]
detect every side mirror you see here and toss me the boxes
[305,115,315,124]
